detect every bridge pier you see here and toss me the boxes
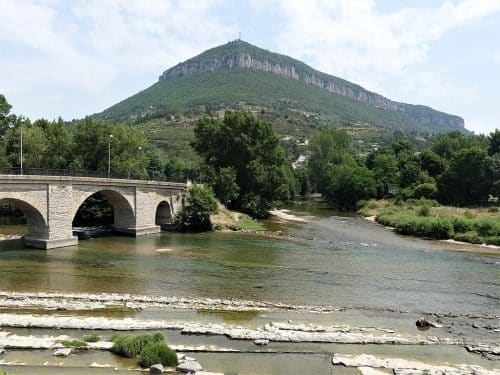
[24,236,78,250]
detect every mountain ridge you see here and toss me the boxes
[159,40,405,112]
[99,40,465,134]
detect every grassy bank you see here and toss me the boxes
[359,199,500,246]
[211,203,267,232]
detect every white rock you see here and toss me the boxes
[254,339,269,345]
[89,362,113,368]
[332,354,497,375]
[358,367,390,375]
[177,353,186,360]
[53,347,73,356]
[177,360,203,373]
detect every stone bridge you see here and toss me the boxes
[0,175,188,249]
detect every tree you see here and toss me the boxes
[438,147,490,205]
[326,164,376,210]
[399,156,422,188]
[174,185,218,232]
[41,118,73,169]
[419,149,447,177]
[488,129,499,155]
[192,111,291,217]
[72,117,149,177]
[211,167,240,206]
[372,153,399,197]
[431,131,486,160]
[4,123,47,168]
[308,128,352,192]
[0,94,14,136]
[295,165,311,196]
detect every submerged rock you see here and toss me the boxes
[150,363,163,374]
[0,348,4,355]
[416,317,431,329]
[177,360,203,373]
[415,317,443,329]
[53,347,73,356]
[465,343,500,356]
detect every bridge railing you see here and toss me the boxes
[0,167,187,183]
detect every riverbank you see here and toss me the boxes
[210,204,266,232]
[358,199,500,247]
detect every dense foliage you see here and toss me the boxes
[306,128,499,209]
[192,111,296,217]
[111,333,177,368]
[0,94,198,181]
[369,200,500,245]
[111,333,164,358]
[174,185,218,231]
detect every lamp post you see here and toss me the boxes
[108,134,113,176]
[20,125,23,175]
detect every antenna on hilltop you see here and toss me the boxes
[238,31,241,41]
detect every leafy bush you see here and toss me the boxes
[485,236,500,246]
[474,218,500,237]
[378,212,454,240]
[138,342,178,368]
[111,333,164,358]
[413,183,437,199]
[418,202,431,217]
[453,232,483,244]
[452,217,475,233]
[83,334,100,342]
[174,185,218,232]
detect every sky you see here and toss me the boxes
[0,0,499,134]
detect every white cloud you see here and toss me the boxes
[266,0,500,84]
[0,0,499,128]
[0,0,236,117]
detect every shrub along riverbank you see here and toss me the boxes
[359,199,500,246]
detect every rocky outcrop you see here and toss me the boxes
[159,52,405,112]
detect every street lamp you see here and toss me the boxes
[108,134,113,176]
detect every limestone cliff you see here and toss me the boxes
[159,51,405,112]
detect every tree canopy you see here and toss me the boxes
[192,111,295,217]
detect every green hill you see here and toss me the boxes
[100,40,464,130]
[97,40,466,158]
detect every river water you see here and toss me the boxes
[0,201,498,374]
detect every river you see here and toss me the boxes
[0,201,498,374]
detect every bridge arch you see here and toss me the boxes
[0,197,49,240]
[155,200,173,227]
[71,189,135,231]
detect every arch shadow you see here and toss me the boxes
[155,200,173,229]
[72,189,135,232]
[0,197,48,240]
